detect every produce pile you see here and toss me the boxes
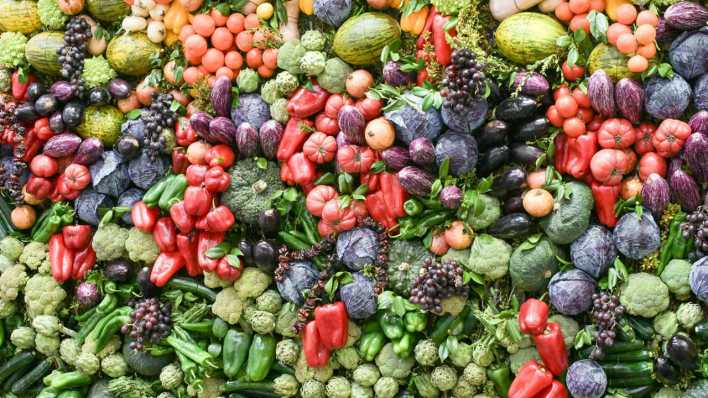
[0,0,707,396]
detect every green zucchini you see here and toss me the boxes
[615,384,658,398]
[607,375,656,388]
[165,277,217,302]
[627,316,654,340]
[601,361,653,378]
[0,351,36,383]
[11,358,53,394]
[2,356,36,391]
[580,348,653,362]
[603,341,645,354]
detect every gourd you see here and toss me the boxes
[386,240,432,296]
[509,236,564,292]
[539,181,594,244]
[106,33,160,76]
[25,32,64,76]
[0,0,41,33]
[332,12,401,66]
[588,43,634,81]
[86,0,130,23]
[494,12,565,65]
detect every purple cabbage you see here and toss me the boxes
[90,151,130,198]
[685,133,708,183]
[549,269,596,315]
[570,225,617,279]
[384,93,443,145]
[231,94,270,130]
[645,75,692,119]
[128,149,169,190]
[435,132,478,176]
[409,137,435,167]
[566,360,607,398]
[75,189,115,226]
[694,73,708,111]
[440,98,488,133]
[670,169,701,211]
[313,0,352,27]
[642,173,671,219]
[336,227,379,271]
[120,117,147,142]
[340,273,377,319]
[669,28,708,80]
[440,186,462,209]
[612,209,661,260]
[382,61,415,86]
[690,256,708,302]
[117,188,144,224]
[689,110,708,134]
[381,147,410,170]
[276,261,319,305]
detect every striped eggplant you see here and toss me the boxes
[642,173,670,219]
[259,120,283,160]
[588,70,615,118]
[615,78,644,124]
[398,166,434,197]
[664,2,708,31]
[409,137,436,167]
[381,147,411,170]
[338,105,365,145]
[689,111,708,135]
[684,133,708,183]
[207,117,237,145]
[189,112,212,137]
[236,122,259,158]
[210,76,232,117]
[511,72,550,96]
[670,169,701,211]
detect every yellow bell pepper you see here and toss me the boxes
[299,0,313,15]
[164,0,189,35]
[400,5,429,35]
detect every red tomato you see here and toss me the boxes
[638,152,667,180]
[553,85,571,101]
[30,154,58,177]
[572,88,591,108]
[62,163,91,191]
[577,108,594,123]
[597,118,636,149]
[546,105,564,128]
[324,94,354,119]
[204,144,235,168]
[336,145,376,174]
[320,198,356,233]
[562,62,585,82]
[652,119,692,158]
[303,132,337,164]
[315,114,339,136]
[634,123,656,154]
[622,148,637,172]
[556,95,579,118]
[563,117,586,137]
[590,149,628,185]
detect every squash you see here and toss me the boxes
[509,236,564,292]
[539,181,594,244]
[0,0,41,33]
[76,105,124,146]
[332,12,401,66]
[25,32,64,76]
[106,33,160,77]
[85,0,129,23]
[386,240,432,296]
[588,43,634,81]
[494,12,565,65]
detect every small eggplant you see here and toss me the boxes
[115,134,141,159]
[510,143,544,165]
[512,118,549,142]
[104,259,132,282]
[88,87,111,105]
[76,282,101,308]
[258,209,280,237]
[34,94,59,116]
[504,195,524,214]
[62,101,84,128]
[137,266,160,297]
[666,334,697,369]
[488,213,533,239]
[654,357,680,385]
[253,240,277,272]
[238,240,254,266]
[14,103,38,122]
[477,145,510,176]
[107,78,131,99]
[49,111,65,133]
[491,167,526,197]
[478,120,509,150]
[26,81,45,101]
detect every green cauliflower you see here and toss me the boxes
[431,0,468,15]
[317,58,352,94]
[276,338,300,367]
[375,343,415,379]
[620,272,670,318]
[676,302,704,329]
[125,228,160,264]
[352,364,380,387]
[334,346,360,370]
[0,264,27,300]
[223,158,285,225]
[37,0,67,30]
[275,71,299,96]
[414,339,438,366]
[233,267,272,299]
[431,365,458,391]
[301,379,326,398]
[654,311,678,338]
[36,333,60,356]
[468,234,511,280]
[237,68,260,93]
[327,377,352,398]
[10,326,36,350]
[462,363,487,386]
[212,287,245,324]
[203,271,232,288]
[300,51,326,76]
[60,338,81,366]
[0,299,16,318]
[82,56,117,89]
[660,259,692,300]
[76,351,100,375]
[509,347,541,374]
[270,98,290,123]
[0,236,24,261]
[373,377,398,398]
[274,374,299,398]
[249,309,276,334]
[276,302,298,337]
[0,32,27,68]
[19,241,49,271]
[24,274,66,318]
[465,194,501,230]
[301,30,327,51]
[260,79,282,104]
[102,353,129,378]
[256,289,283,313]
[92,223,129,261]
[277,40,307,75]
[160,363,183,390]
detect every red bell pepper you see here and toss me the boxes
[591,181,620,227]
[555,132,597,179]
[215,256,242,282]
[431,12,454,66]
[49,234,74,284]
[286,83,330,119]
[360,173,380,192]
[177,234,202,277]
[314,302,349,350]
[11,71,33,100]
[365,191,397,229]
[25,176,53,200]
[197,231,224,271]
[277,118,315,162]
[62,225,92,251]
[175,117,198,146]
[508,360,554,398]
[34,118,54,140]
[287,152,316,186]
[150,252,185,287]
[519,298,549,336]
[172,148,190,174]
[303,320,331,368]
[195,215,209,231]
[379,172,407,219]
[184,186,212,217]
[534,380,568,398]
[170,201,194,234]
[533,322,568,376]
[153,217,178,252]
[205,205,235,232]
[186,164,208,186]
[72,246,96,280]
[132,201,159,233]
[204,166,231,193]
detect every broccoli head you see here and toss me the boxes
[277,40,307,75]
[620,272,670,318]
[222,158,284,225]
[102,353,129,378]
[317,58,352,94]
[274,374,299,398]
[352,364,380,387]
[233,267,272,299]
[125,228,160,264]
[24,274,67,318]
[326,376,352,398]
[0,236,23,261]
[92,223,129,262]
[211,287,245,324]
[0,264,27,300]
[19,241,49,271]
[237,68,260,93]
[676,302,704,329]
[468,234,511,280]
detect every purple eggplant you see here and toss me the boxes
[511,72,549,96]
[588,70,615,118]
[409,137,436,167]
[207,116,237,145]
[381,147,410,170]
[689,111,708,135]
[440,186,462,209]
[642,173,670,218]
[236,122,259,158]
[338,105,365,144]
[50,81,74,102]
[210,76,232,117]
[670,169,701,211]
[43,133,82,158]
[107,78,131,99]
[189,112,212,137]
[615,78,644,124]
[398,166,434,197]
[74,138,104,165]
[49,112,64,133]
[684,133,708,183]
[259,120,283,160]
[664,2,708,31]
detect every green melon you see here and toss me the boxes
[86,0,129,23]
[106,33,160,77]
[25,32,64,76]
[0,0,41,33]
[588,43,635,81]
[332,12,401,66]
[76,105,124,146]
[494,12,565,65]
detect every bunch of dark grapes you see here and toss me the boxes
[681,206,708,261]
[440,48,487,111]
[589,292,624,359]
[0,99,28,202]
[57,17,92,98]
[141,93,177,159]
[410,259,468,313]
[122,298,172,350]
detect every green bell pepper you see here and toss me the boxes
[359,321,385,362]
[404,311,427,333]
[378,312,404,340]
[223,330,252,379]
[212,318,230,339]
[487,365,511,398]
[46,371,91,391]
[404,199,423,216]
[392,333,415,358]
[246,334,276,382]
[159,174,188,211]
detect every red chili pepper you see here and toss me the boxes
[62,164,91,191]
[314,302,349,350]
[25,176,53,200]
[280,161,295,186]
[519,298,549,336]
[287,152,316,186]
[534,380,568,398]
[21,129,43,162]
[555,132,598,179]
[508,360,554,398]
[169,201,194,234]
[153,217,178,252]
[172,148,190,174]
[184,186,212,217]
[205,205,235,232]
[49,234,74,284]
[131,201,159,233]
[591,180,620,227]
[365,191,397,229]
[72,246,96,280]
[175,117,198,146]
[286,83,330,119]
[303,320,331,368]
[204,166,231,193]
[177,234,202,277]
[62,225,92,251]
[379,172,407,219]
[360,173,380,192]
[277,118,314,161]
[11,71,33,100]
[197,231,224,271]
[431,12,454,66]
[215,256,242,282]
[150,252,185,287]
[533,323,568,376]
[416,6,437,50]
[34,118,54,140]
[186,164,208,186]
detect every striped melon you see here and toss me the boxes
[494,12,565,65]
[86,0,130,23]
[588,43,634,81]
[25,32,64,76]
[106,33,160,77]
[0,0,41,33]
[332,13,401,66]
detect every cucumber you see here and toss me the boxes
[601,361,653,378]
[603,341,645,354]
[165,277,217,302]
[11,358,53,394]
[607,375,656,388]
[627,316,654,340]
[580,348,653,362]
[0,351,36,383]
[2,357,35,391]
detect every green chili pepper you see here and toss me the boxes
[404,199,423,216]
[301,212,320,245]
[159,174,188,211]
[83,307,131,352]
[404,311,427,333]
[57,391,83,398]
[0,322,4,348]
[392,333,415,358]
[223,330,252,380]
[31,214,62,243]
[278,231,310,250]
[246,334,276,382]
[431,306,470,344]
[143,176,171,207]
[208,342,222,358]
[378,312,404,340]
[180,320,214,335]
[487,365,511,398]
[74,295,118,344]
[212,318,230,339]
[358,323,385,362]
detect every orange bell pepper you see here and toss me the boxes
[400,6,429,35]
[164,1,189,35]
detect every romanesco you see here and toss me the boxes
[92,223,129,261]
[19,241,49,271]
[82,56,117,89]
[125,228,159,264]
[211,287,244,324]
[102,353,129,378]
[351,383,374,398]
[260,79,282,104]
[37,0,67,30]
[270,98,290,123]
[452,379,476,398]
[463,363,487,386]
[295,351,335,383]
[0,236,23,261]
[300,51,326,76]
[277,40,307,75]
[414,339,439,366]
[0,264,27,300]
[0,32,27,68]
[237,68,260,93]
[275,71,299,96]
[24,274,67,318]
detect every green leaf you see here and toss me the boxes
[438,158,450,179]
[381,45,391,64]
[588,11,609,42]
[339,195,352,209]
[392,296,408,316]
[567,46,579,68]
[517,240,536,252]
[477,176,494,193]
[556,35,572,48]
[438,341,449,362]
[126,109,142,120]
[430,179,442,198]
[283,187,298,202]
[614,257,628,281]
[370,161,385,174]
[608,268,618,291]
[463,271,485,285]
[206,243,231,259]
[225,255,242,268]
[574,326,594,349]
[657,63,673,78]
[352,184,369,197]
[324,277,338,301]
[421,94,434,111]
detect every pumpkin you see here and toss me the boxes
[639,152,667,181]
[494,12,565,64]
[85,0,129,23]
[320,198,356,235]
[337,145,376,174]
[25,32,65,76]
[652,119,691,158]
[0,0,41,33]
[523,188,554,217]
[598,118,636,149]
[634,123,655,154]
[303,132,337,164]
[106,33,161,77]
[58,0,84,15]
[306,185,338,217]
[332,12,401,65]
[365,117,395,151]
[590,148,627,186]
[588,43,634,81]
